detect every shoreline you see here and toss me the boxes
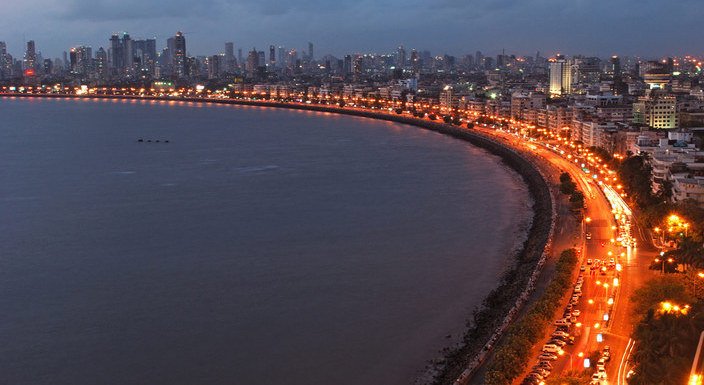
[0,93,555,384]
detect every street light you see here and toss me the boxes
[655,252,675,274]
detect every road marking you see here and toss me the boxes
[617,338,634,385]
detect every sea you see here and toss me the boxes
[0,97,531,385]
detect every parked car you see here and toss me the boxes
[587,258,593,265]
[542,344,561,353]
[586,232,592,240]
[552,330,569,338]
[538,353,558,361]
[555,319,570,326]
[572,310,581,317]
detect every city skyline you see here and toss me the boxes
[2,0,703,58]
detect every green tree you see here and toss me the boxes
[630,275,693,318]
[570,191,585,209]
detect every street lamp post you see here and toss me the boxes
[655,252,675,274]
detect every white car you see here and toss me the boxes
[552,331,569,338]
[572,310,581,317]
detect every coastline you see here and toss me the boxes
[0,93,555,384]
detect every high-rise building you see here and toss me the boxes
[24,40,37,73]
[610,55,621,77]
[224,42,236,72]
[173,31,187,78]
[633,92,678,129]
[95,47,108,78]
[396,45,406,68]
[343,55,352,75]
[69,46,92,75]
[549,55,572,96]
[207,55,223,79]
[123,33,134,71]
[246,48,259,76]
[269,45,276,67]
[277,46,285,69]
[308,42,314,61]
[109,34,124,74]
[0,41,6,78]
[43,59,53,75]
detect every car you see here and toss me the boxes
[586,232,592,240]
[537,361,553,370]
[555,319,570,326]
[572,310,581,317]
[552,330,569,338]
[549,339,567,347]
[609,258,616,266]
[556,325,570,332]
[597,357,606,369]
[574,286,582,294]
[570,316,578,323]
[602,351,611,361]
[538,353,558,361]
[587,258,593,265]
[531,367,550,377]
[542,344,561,353]
[567,336,576,345]
[580,265,586,271]
[597,367,607,377]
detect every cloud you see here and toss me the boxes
[3,0,704,58]
[60,0,225,21]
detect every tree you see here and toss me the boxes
[630,275,693,318]
[619,155,657,208]
[559,172,571,184]
[570,191,585,209]
[560,179,577,195]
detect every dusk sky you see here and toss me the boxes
[2,0,703,59]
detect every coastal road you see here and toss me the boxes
[482,128,653,385]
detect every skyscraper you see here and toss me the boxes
[225,42,236,72]
[173,31,187,78]
[308,42,314,61]
[246,48,259,76]
[549,55,572,96]
[95,47,108,78]
[123,33,134,71]
[277,46,285,68]
[24,40,36,72]
[397,45,406,68]
[109,34,124,74]
[0,41,10,79]
[269,45,276,67]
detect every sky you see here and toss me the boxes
[1,0,703,59]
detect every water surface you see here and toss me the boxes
[0,97,531,385]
